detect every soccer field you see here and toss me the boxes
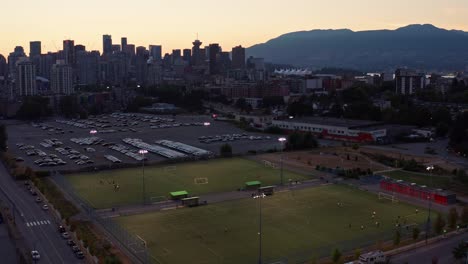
[117,185,427,264]
[66,158,309,208]
[380,170,451,189]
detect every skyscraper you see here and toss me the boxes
[29,41,42,58]
[208,44,221,75]
[103,35,112,55]
[231,45,245,69]
[121,37,127,51]
[51,60,73,95]
[74,45,86,53]
[191,39,203,66]
[8,46,26,79]
[0,55,7,77]
[76,51,100,85]
[63,40,75,65]
[183,49,191,64]
[149,45,162,60]
[50,60,73,95]
[16,58,37,96]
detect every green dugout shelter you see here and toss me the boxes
[170,190,189,200]
[245,181,261,190]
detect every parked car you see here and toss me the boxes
[31,250,40,260]
[61,232,70,239]
[42,204,49,210]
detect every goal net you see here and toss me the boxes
[163,166,177,172]
[378,192,398,203]
[194,177,209,185]
[263,160,278,169]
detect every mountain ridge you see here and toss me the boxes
[247,24,468,70]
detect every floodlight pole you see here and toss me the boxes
[139,150,148,205]
[425,165,434,244]
[254,194,265,264]
[278,138,287,186]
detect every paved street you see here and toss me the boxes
[0,162,84,264]
[392,232,468,264]
[0,223,17,264]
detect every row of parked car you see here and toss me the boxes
[25,181,85,261]
[39,138,64,148]
[198,134,271,144]
[108,144,145,161]
[31,122,73,135]
[16,143,68,167]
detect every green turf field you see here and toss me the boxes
[66,158,309,208]
[380,170,451,188]
[117,185,427,264]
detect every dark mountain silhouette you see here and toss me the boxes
[247,24,468,71]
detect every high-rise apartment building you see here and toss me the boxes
[8,46,26,79]
[231,45,245,69]
[51,60,73,95]
[76,51,100,85]
[63,40,75,65]
[395,69,426,95]
[16,58,37,96]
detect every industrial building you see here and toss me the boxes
[272,117,387,143]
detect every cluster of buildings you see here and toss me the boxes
[0,36,264,100]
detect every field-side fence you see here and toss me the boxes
[52,172,154,264]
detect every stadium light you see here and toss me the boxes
[90,129,97,134]
[425,164,434,245]
[203,122,211,126]
[278,138,287,186]
[253,193,266,264]
[139,149,148,205]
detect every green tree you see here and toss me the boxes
[59,95,80,118]
[220,144,232,157]
[412,227,420,240]
[448,207,459,229]
[354,249,361,260]
[433,213,446,235]
[394,229,401,245]
[452,242,467,260]
[332,248,341,263]
[0,124,7,152]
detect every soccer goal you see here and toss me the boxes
[378,192,398,203]
[263,160,278,169]
[163,166,177,172]
[194,177,209,185]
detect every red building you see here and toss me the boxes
[380,178,456,205]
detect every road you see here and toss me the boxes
[0,162,83,264]
[392,232,468,264]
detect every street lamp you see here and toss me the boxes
[253,193,266,264]
[425,165,434,244]
[278,137,287,186]
[139,149,148,205]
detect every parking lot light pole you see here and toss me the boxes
[253,193,266,264]
[203,122,211,127]
[278,137,287,186]
[425,165,434,244]
[139,149,148,205]
[89,129,97,135]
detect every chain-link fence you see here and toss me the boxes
[52,172,154,264]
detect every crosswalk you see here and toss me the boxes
[26,220,51,227]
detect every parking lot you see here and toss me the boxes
[7,113,280,171]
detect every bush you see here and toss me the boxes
[220,144,233,157]
[412,227,420,240]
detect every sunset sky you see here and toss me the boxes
[1,0,468,57]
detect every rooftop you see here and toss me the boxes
[276,117,383,129]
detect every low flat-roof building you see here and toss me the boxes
[272,117,387,143]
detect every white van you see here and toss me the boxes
[358,251,386,264]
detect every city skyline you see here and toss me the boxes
[2,0,468,56]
